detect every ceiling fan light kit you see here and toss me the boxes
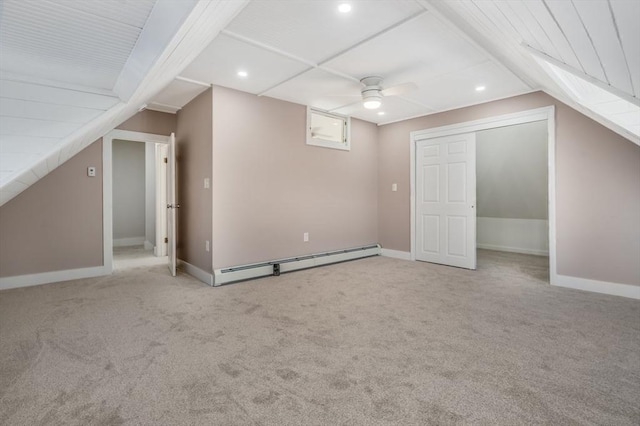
[361,76,383,109]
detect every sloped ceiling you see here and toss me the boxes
[1,0,638,206]
[425,0,639,144]
[0,0,248,206]
[149,0,638,145]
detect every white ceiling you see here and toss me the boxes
[0,0,247,205]
[428,0,639,143]
[2,0,638,205]
[150,0,639,141]
[0,0,157,188]
[149,0,532,125]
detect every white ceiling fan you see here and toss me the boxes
[360,76,418,109]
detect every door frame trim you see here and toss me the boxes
[409,106,556,284]
[103,130,171,273]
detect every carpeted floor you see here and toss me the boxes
[113,245,167,270]
[1,250,638,425]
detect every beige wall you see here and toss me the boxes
[378,91,640,286]
[176,89,213,272]
[0,140,104,277]
[211,86,378,269]
[0,110,177,278]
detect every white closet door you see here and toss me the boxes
[416,133,476,269]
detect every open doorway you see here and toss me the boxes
[475,121,549,281]
[111,139,167,269]
[102,130,172,273]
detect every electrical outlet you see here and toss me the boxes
[87,166,96,177]
[204,178,210,189]
[392,183,397,192]
[205,240,210,252]
[303,232,309,242]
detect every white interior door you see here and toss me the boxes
[416,133,476,269]
[167,133,178,276]
[155,144,168,257]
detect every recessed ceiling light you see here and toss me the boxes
[475,85,486,91]
[338,3,352,13]
[377,111,385,116]
[237,70,248,78]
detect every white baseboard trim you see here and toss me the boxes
[178,259,213,286]
[554,274,640,300]
[114,236,145,247]
[0,265,110,291]
[477,244,549,257]
[381,249,412,261]
[144,241,154,251]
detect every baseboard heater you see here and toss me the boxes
[212,244,381,286]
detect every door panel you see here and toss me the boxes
[416,133,476,269]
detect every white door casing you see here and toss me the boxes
[167,132,177,276]
[103,129,171,274]
[415,133,476,269]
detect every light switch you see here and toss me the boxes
[87,167,96,177]
[204,178,210,189]
[392,183,397,192]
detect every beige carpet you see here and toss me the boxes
[1,250,638,425]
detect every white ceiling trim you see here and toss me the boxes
[524,44,639,107]
[0,0,250,207]
[145,102,182,114]
[174,75,211,88]
[113,0,198,102]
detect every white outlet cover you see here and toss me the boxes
[392,183,397,192]
[87,167,96,177]
[204,178,210,189]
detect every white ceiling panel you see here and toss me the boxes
[0,117,79,138]
[542,0,607,83]
[0,0,155,89]
[226,0,423,64]
[181,34,310,94]
[334,96,434,125]
[519,0,582,72]
[569,1,632,96]
[1,50,121,90]
[0,136,62,154]
[52,0,156,28]
[609,0,640,98]
[0,153,41,175]
[324,12,486,82]
[405,61,530,111]
[150,79,209,110]
[0,80,120,110]
[0,98,103,124]
[264,68,362,112]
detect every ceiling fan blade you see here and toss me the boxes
[381,82,418,97]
